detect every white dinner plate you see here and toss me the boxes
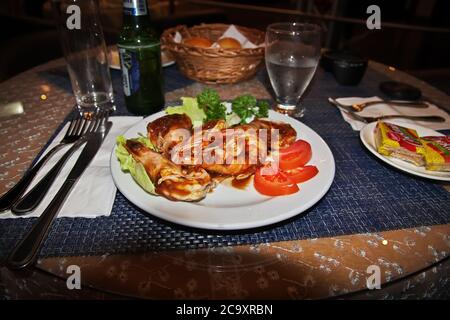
[360,120,450,181]
[110,109,335,230]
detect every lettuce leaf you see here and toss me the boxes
[165,97,206,127]
[115,135,156,194]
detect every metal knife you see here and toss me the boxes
[7,120,112,270]
[327,98,445,123]
[11,137,88,215]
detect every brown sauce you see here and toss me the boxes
[231,175,253,190]
[209,172,229,183]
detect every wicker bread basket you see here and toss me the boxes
[161,24,265,84]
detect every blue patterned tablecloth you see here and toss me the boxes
[0,65,449,259]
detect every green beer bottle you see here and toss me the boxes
[118,0,165,115]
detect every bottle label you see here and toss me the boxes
[119,48,140,96]
[123,0,148,16]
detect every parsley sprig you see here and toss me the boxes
[197,89,227,122]
[197,89,269,124]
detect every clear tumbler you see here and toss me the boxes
[265,22,321,118]
[53,0,114,114]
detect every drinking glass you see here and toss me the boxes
[265,23,321,117]
[52,0,114,115]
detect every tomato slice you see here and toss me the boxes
[254,167,299,196]
[279,140,312,171]
[280,139,312,156]
[283,165,319,183]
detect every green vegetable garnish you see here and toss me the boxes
[231,94,256,123]
[231,95,270,124]
[256,100,269,118]
[197,89,227,122]
[116,135,156,194]
[164,89,269,126]
[166,97,206,127]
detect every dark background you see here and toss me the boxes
[0,0,449,93]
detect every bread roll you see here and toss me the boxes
[217,37,242,49]
[183,37,213,48]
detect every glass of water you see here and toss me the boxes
[265,23,321,117]
[53,0,114,115]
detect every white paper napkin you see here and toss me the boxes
[335,96,450,131]
[0,116,143,219]
[173,31,182,43]
[216,25,260,49]
[173,25,263,48]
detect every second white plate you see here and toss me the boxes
[360,120,450,181]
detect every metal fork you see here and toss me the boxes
[0,114,91,212]
[11,112,108,215]
[328,98,445,123]
[350,99,429,112]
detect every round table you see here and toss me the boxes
[0,59,449,299]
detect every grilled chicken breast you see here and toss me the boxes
[147,114,193,156]
[146,115,297,176]
[141,114,297,200]
[167,118,297,177]
[246,119,297,149]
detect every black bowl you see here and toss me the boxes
[322,51,368,86]
[379,81,422,100]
